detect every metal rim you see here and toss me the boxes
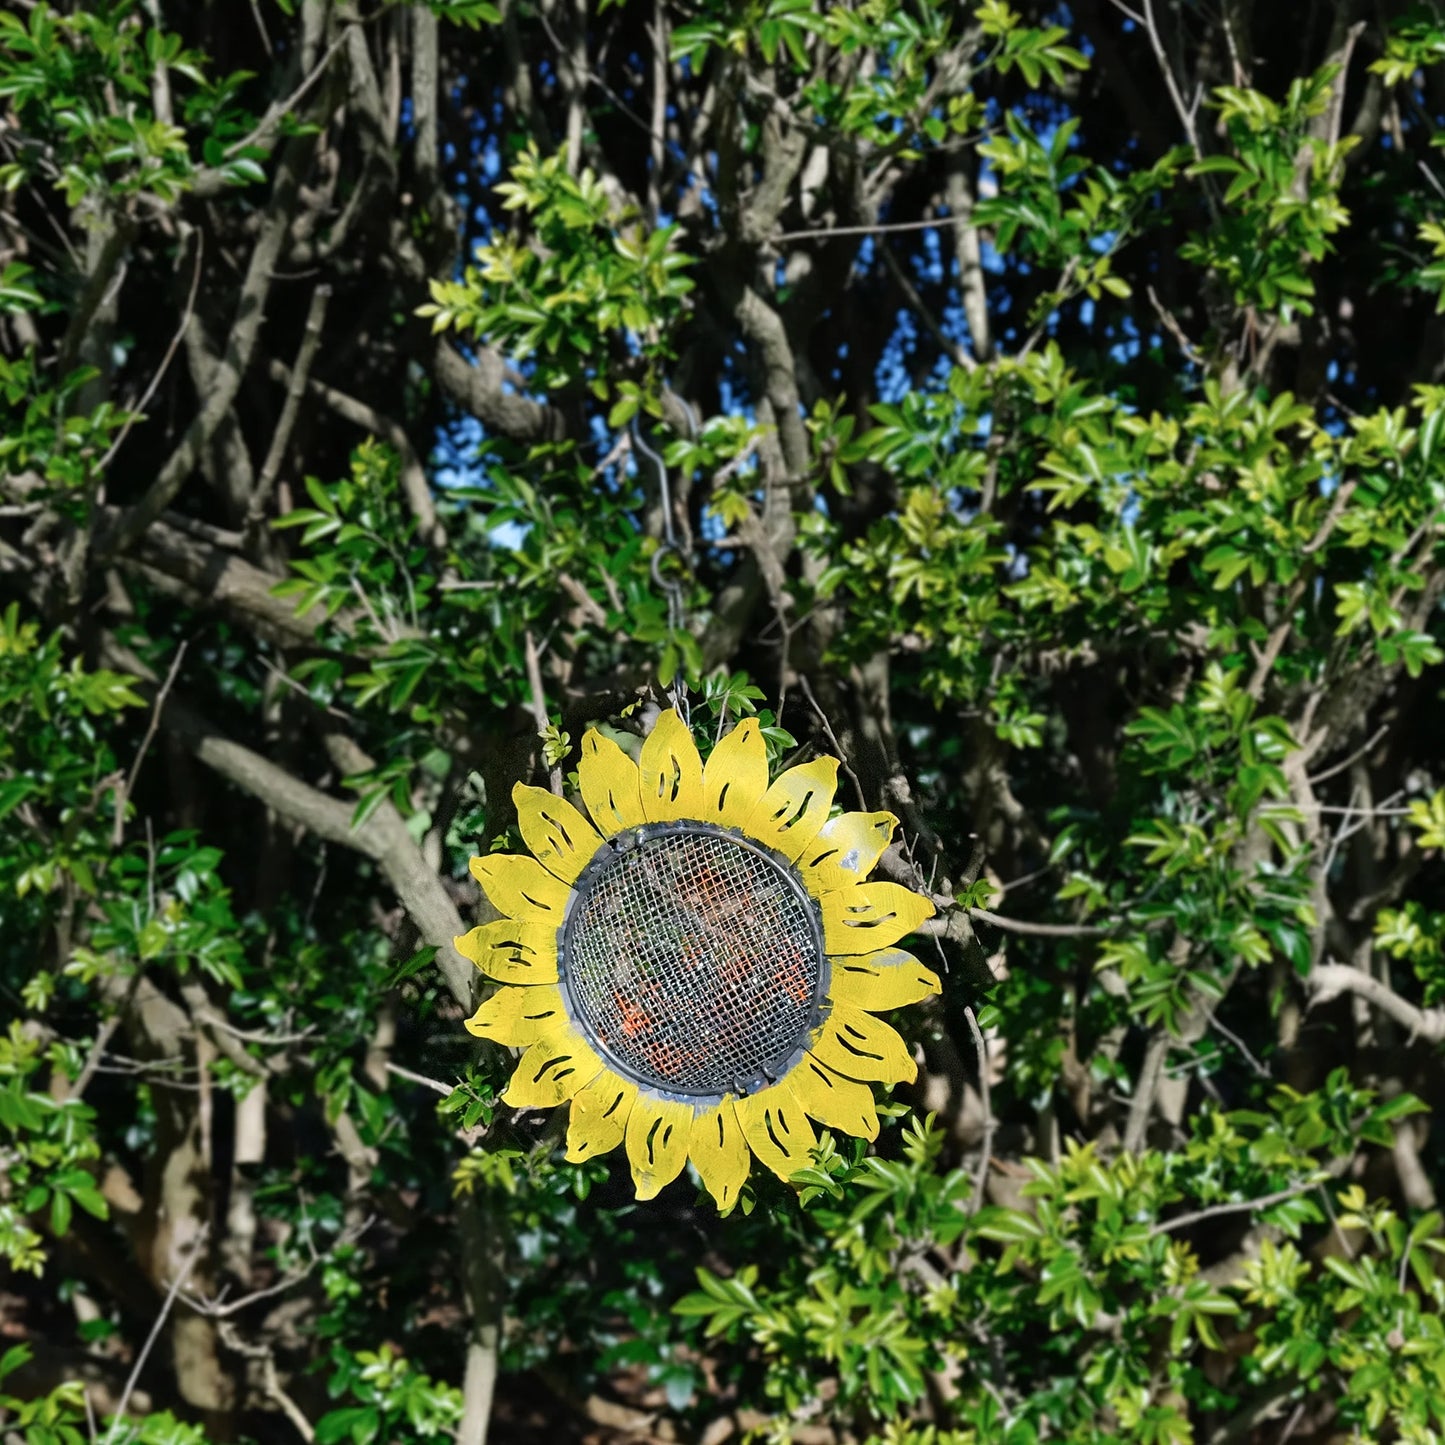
[557,820,829,1104]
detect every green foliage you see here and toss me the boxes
[677,1116,970,1416]
[420,144,694,390]
[8,0,1445,1442]
[672,1084,1436,1441]
[0,1,262,204]
[421,0,502,26]
[0,1021,108,1274]
[316,1344,464,1445]
[0,1342,209,1445]
[1183,64,1356,318]
[975,119,1182,312]
[0,600,141,901]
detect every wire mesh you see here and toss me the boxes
[561,825,823,1096]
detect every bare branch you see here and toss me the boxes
[880,243,975,372]
[960,908,1119,939]
[98,636,476,1010]
[647,0,667,225]
[1308,961,1445,1044]
[191,23,351,194]
[1150,1178,1325,1237]
[96,230,205,476]
[798,674,868,812]
[963,1003,994,1212]
[103,1226,209,1444]
[524,629,564,796]
[433,340,566,444]
[1141,0,1205,159]
[108,127,319,555]
[1125,1031,1169,1155]
[112,640,188,849]
[250,283,332,534]
[269,358,442,546]
[387,1061,454,1097]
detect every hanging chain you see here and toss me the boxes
[632,395,696,722]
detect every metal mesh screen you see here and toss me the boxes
[560,825,823,1097]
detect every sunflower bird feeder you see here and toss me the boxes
[458,709,939,1207]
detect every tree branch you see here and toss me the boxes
[250,283,332,537]
[108,126,319,555]
[99,507,353,648]
[268,358,442,546]
[1308,961,1445,1044]
[433,340,566,443]
[1149,1179,1323,1237]
[1125,1030,1169,1154]
[99,636,476,1010]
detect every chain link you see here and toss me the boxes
[632,393,696,721]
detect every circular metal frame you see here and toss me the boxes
[557,820,829,1104]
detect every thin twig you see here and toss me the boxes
[1300,479,1358,556]
[216,1321,316,1442]
[773,215,951,243]
[193,1011,313,1046]
[534,3,667,148]
[966,907,1117,939]
[221,28,352,161]
[96,232,204,476]
[1141,0,1208,167]
[881,243,976,372]
[1149,1179,1322,1237]
[963,1003,993,1212]
[1146,285,1204,365]
[797,675,868,811]
[1206,1010,1270,1078]
[104,1226,209,1443]
[386,1061,454,1097]
[247,0,274,58]
[524,628,563,795]
[258,658,353,723]
[67,1014,125,1102]
[251,282,332,530]
[183,1216,373,1323]
[1303,802,1410,817]
[182,1269,308,1321]
[1306,723,1389,785]
[114,642,188,848]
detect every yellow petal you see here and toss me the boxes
[455,920,559,984]
[565,1071,638,1163]
[791,1054,880,1141]
[829,948,941,1011]
[703,717,769,828]
[464,983,568,1045]
[798,811,897,892]
[625,1092,694,1200]
[502,1030,602,1108]
[735,1080,818,1181]
[745,758,838,862]
[637,709,704,822]
[469,854,571,923]
[688,1101,751,1211]
[512,783,604,884]
[809,1003,917,1085]
[578,729,646,837]
[821,882,935,955]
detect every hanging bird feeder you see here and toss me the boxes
[458,709,940,1207]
